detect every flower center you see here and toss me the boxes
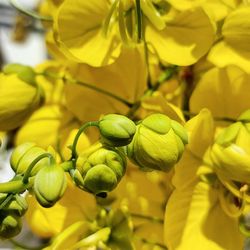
[102,0,168,44]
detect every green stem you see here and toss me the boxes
[41,72,134,108]
[131,212,164,223]
[0,180,26,194]
[71,121,99,160]
[0,194,14,209]
[9,0,53,22]
[150,65,178,92]
[74,78,133,107]
[22,153,55,184]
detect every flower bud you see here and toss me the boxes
[3,64,36,85]
[209,111,250,183]
[0,212,22,239]
[127,113,188,172]
[78,147,126,197]
[10,143,50,176]
[0,69,44,131]
[99,114,136,147]
[2,195,28,217]
[34,164,67,207]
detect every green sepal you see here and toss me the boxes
[142,113,171,134]
[3,64,36,86]
[0,212,22,239]
[99,114,136,147]
[171,120,188,145]
[216,122,241,146]
[83,164,118,197]
[3,195,28,216]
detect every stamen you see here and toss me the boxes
[135,0,143,42]
[140,0,166,31]
[218,184,245,218]
[118,0,130,45]
[102,0,119,38]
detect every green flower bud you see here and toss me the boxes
[10,143,50,176]
[2,195,28,217]
[209,111,250,183]
[78,147,126,197]
[34,164,67,207]
[127,113,188,172]
[3,64,36,85]
[0,212,22,239]
[0,71,44,131]
[99,114,136,147]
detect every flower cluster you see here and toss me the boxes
[0,0,250,249]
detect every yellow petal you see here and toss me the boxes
[165,0,206,11]
[208,41,250,74]
[164,181,244,250]
[0,74,43,131]
[25,179,96,238]
[65,45,147,122]
[54,0,121,66]
[15,105,83,159]
[208,6,250,73]
[141,92,185,123]
[190,66,250,120]
[146,7,215,65]
[185,109,214,158]
[35,60,66,104]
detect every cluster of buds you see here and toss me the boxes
[75,146,127,198]
[0,194,27,238]
[9,143,67,208]
[0,112,188,240]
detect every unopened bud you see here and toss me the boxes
[127,113,188,171]
[0,212,22,239]
[10,143,50,176]
[78,147,126,197]
[34,164,67,207]
[99,114,136,147]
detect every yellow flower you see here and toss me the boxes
[35,60,66,105]
[164,109,244,250]
[53,0,215,66]
[0,71,43,131]
[65,45,147,122]
[208,5,250,73]
[190,65,250,122]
